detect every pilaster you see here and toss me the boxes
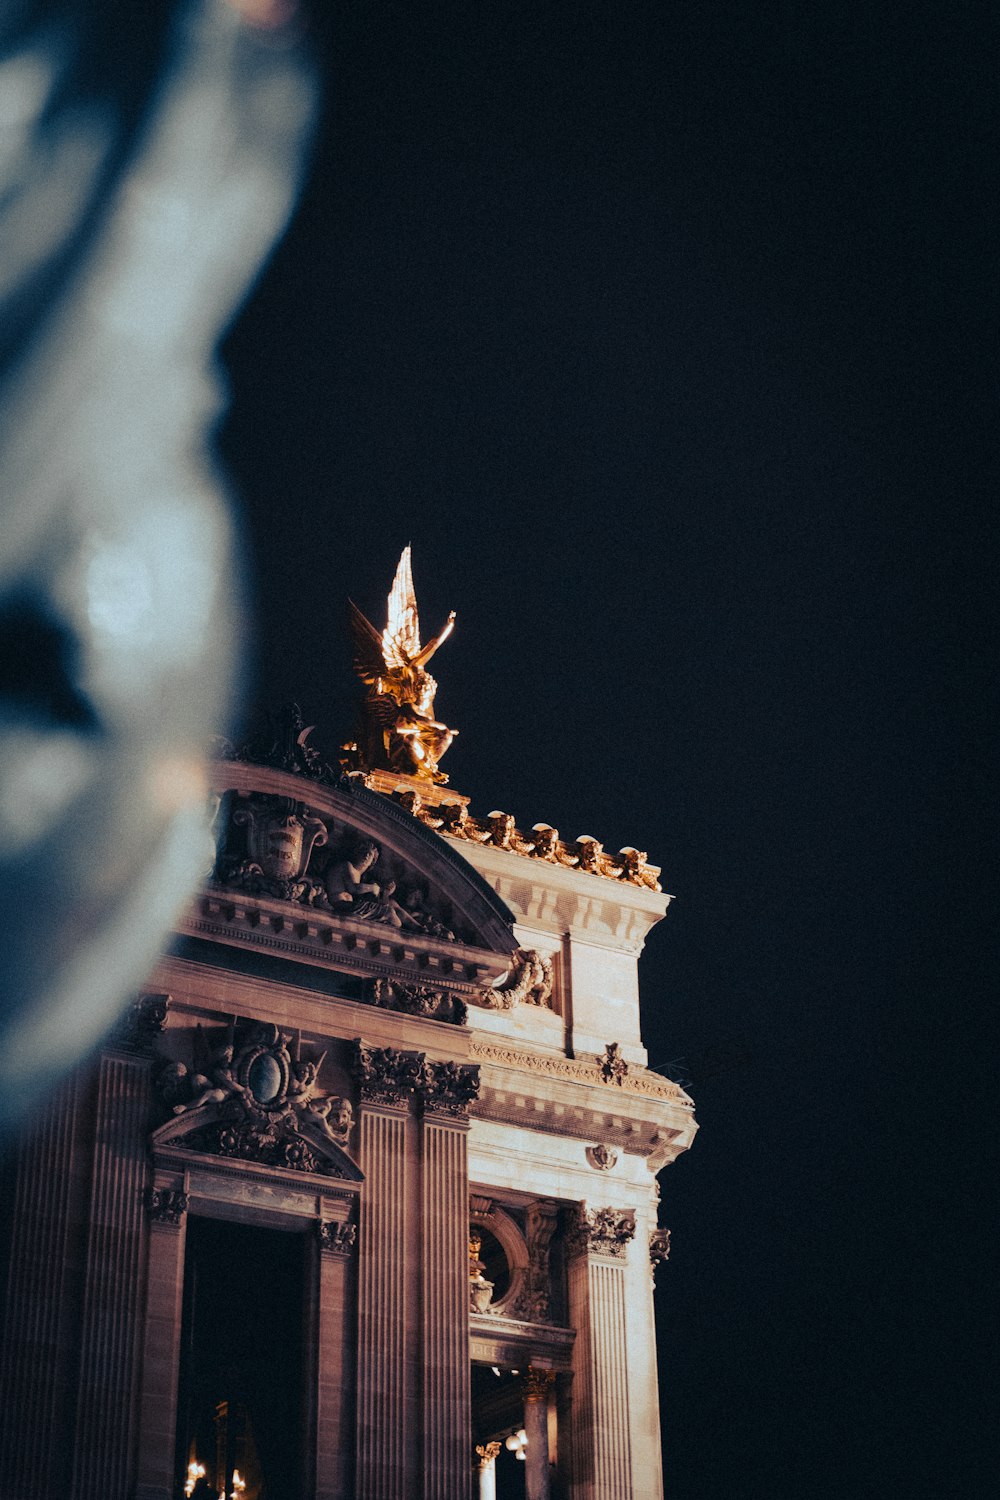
[565,1205,637,1500]
[134,1181,189,1500]
[418,1061,479,1500]
[70,1030,158,1497]
[0,1071,87,1499]
[315,1209,359,1500]
[352,1044,423,1500]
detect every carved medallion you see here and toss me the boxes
[585,1143,619,1171]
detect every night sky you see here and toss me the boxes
[218,4,989,1495]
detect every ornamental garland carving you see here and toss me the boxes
[212,791,462,941]
[479,949,554,1011]
[155,1021,359,1179]
[373,977,466,1026]
[565,1204,637,1261]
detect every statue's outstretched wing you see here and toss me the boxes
[348,599,386,683]
[382,545,421,669]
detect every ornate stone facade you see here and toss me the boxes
[0,647,698,1500]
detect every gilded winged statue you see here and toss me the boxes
[347,547,457,783]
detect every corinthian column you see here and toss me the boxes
[565,1204,637,1500]
[521,1366,555,1500]
[351,1044,424,1500]
[417,1061,480,1500]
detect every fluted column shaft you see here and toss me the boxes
[523,1373,553,1500]
[355,1101,414,1500]
[566,1208,636,1500]
[420,1113,471,1500]
[0,1072,86,1499]
[70,1049,152,1498]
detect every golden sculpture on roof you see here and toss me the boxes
[347,546,457,783]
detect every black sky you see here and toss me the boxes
[219,4,991,1495]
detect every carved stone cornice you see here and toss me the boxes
[417,1059,481,1118]
[316,1218,357,1256]
[112,993,168,1054]
[350,1042,426,1106]
[565,1204,637,1262]
[146,1187,188,1227]
[522,1366,557,1402]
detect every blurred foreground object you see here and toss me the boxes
[0,0,316,1129]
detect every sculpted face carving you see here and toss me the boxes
[0,3,316,1128]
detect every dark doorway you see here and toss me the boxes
[471,1363,526,1500]
[177,1216,306,1500]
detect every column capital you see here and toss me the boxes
[650,1226,672,1281]
[110,992,169,1055]
[475,1441,501,1467]
[521,1366,556,1403]
[317,1218,357,1256]
[416,1059,480,1119]
[145,1186,188,1227]
[565,1202,636,1261]
[350,1040,425,1105]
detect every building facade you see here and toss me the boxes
[0,556,697,1500]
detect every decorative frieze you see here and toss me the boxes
[317,1219,357,1257]
[350,1043,426,1106]
[146,1187,188,1227]
[585,1143,619,1171]
[469,1038,693,1105]
[565,1204,637,1262]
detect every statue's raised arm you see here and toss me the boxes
[413,610,456,667]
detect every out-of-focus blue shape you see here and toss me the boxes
[0,0,317,1128]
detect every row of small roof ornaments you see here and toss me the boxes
[215,705,663,893]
